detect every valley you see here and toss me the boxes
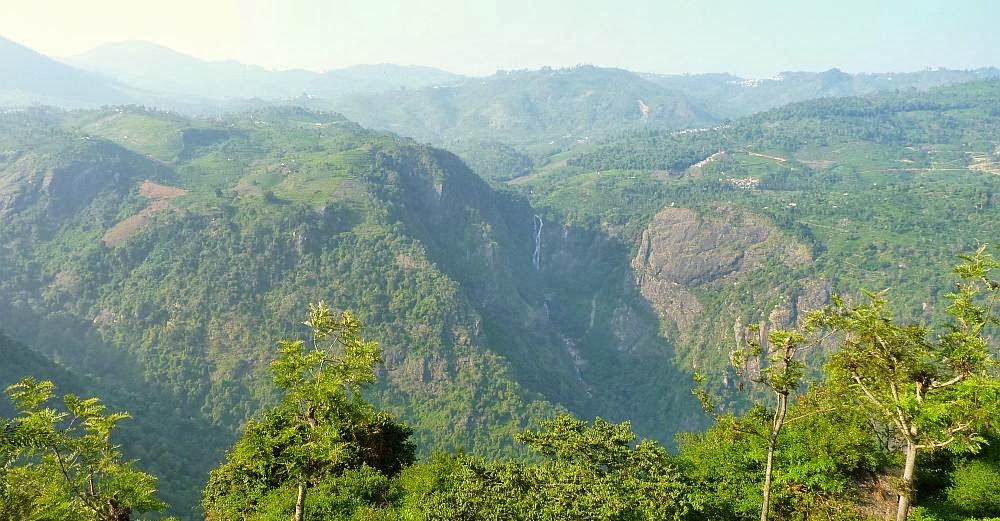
[0,33,998,521]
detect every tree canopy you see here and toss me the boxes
[1,377,167,521]
[202,302,415,521]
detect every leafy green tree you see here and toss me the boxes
[424,414,695,520]
[678,385,883,521]
[732,326,813,521]
[202,302,415,521]
[808,247,1000,521]
[1,377,167,521]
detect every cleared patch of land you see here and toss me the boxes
[969,152,1000,176]
[103,180,188,246]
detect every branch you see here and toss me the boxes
[852,375,908,437]
[917,437,956,450]
[970,284,1000,337]
[915,423,972,450]
[726,420,768,442]
[783,406,840,426]
[888,379,913,438]
[929,373,965,390]
[945,421,972,437]
[51,446,100,514]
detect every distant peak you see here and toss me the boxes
[74,40,201,60]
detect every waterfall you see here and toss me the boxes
[532,214,543,271]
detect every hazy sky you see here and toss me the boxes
[1,0,997,77]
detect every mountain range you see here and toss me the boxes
[0,36,132,107]
[65,40,463,103]
[4,36,1000,145]
[1,34,998,519]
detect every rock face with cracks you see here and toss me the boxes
[632,206,814,335]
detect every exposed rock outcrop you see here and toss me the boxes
[632,206,810,333]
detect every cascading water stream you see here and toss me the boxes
[532,214,543,271]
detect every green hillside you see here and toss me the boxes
[516,80,1000,399]
[0,105,700,517]
[2,80,999,519]
[308,65,716,179]
[642,67,1000,119]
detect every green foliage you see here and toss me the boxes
[946,460,1000,516]
[809,246,1000,454]
[677,386,884,520]
[730,324,815,521]
[806,246,1000,520]
[423,414,695,520]
[202,304,415,521]
[1,377,167,521]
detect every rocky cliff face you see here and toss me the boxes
[633,206,810,330]
[631,205,827,380]
[0,140,154,221]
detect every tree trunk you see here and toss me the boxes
[100,498,130,521]
[293,482,307,521]
[895,441,918,521]
[761,392,788,521]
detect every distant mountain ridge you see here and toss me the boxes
[2,35,996,124]
[643,66,1000,117]
[5,36,999,167]
[320,65,717,145]
[0,36,131,107]
[65,40,464,103]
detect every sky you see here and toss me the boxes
[0,0,997,77]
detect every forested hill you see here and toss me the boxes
[642,67,1000,118]
[323,65,715,141]
[0,106,701,516]
[517,79,1000,398]
[309,67,1000,181]
[323,66,1000,149]
[570,79,1000,174]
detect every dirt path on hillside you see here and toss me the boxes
[748,151,787,162]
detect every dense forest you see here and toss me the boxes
[4,248,999,520]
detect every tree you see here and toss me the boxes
[731,326,812,521]
[678,385,883,520]
[1,377,167,521]
[425,414,694,520]
[202,302,415,521]
[808,246,1000,521]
